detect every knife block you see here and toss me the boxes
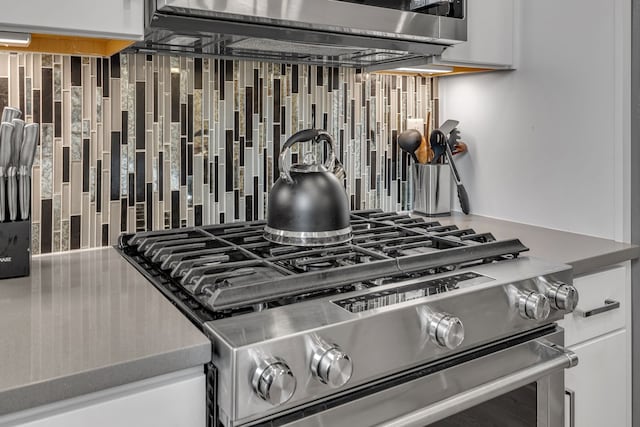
[0,219,31,279]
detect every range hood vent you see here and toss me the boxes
[133,0,467,68]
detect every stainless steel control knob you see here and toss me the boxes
[516,291,551,320]
[427,312,465,349]
[311,342,353,388]
[252,358,296,405]
[545,282,579,312]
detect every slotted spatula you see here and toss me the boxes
[430,120,459,164]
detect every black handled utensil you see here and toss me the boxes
[398,129,421,163]
[443,133,470,214]
[430,119,470,214]
[430,120,459,164]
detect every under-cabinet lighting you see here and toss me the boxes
[392,66,454,74]
[0,32,31,47]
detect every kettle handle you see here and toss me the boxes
[279,129,337,184]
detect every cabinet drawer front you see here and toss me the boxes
[559,266,626,346]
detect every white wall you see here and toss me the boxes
[439,0,630,241]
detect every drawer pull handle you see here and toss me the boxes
[575,299,620,318]
[565,388,576,427]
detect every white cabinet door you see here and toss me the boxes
[565,330,627,427]
[0,0,144,40]
[438,0,515,68]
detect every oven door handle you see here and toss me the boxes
[278,332,576,427]
[376,341,578,427]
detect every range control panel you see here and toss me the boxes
[334,272,491,313]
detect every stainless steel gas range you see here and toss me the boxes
[117,210,579,427]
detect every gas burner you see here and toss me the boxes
[294,258,342,272]
[273,247,384,273]
[291,254,358,272]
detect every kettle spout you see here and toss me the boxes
[332,158,346,181]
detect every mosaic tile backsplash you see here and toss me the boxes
[0,53,435,254]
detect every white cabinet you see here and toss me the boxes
[560,263,631,427]
[436,0,515,69]
[0,368,206,427]
[564,331,627,427]
[0,0,144,40]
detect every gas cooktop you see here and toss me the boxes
[117,209,528,323]
[116,209,582,427]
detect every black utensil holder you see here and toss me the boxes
[0,219,31,279]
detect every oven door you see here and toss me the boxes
[263,328,576,427]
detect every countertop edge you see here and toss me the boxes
[435,212,640,276]
[570,246,640,276]
[0,341,211,416]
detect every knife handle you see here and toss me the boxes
[8,173,17,221]
[19,173,24,220]
[457,182,470,214]
[0,176,5,222]
[19,175,30,221]
[25,176,30,220]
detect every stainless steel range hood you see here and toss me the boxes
[134,0,467,68]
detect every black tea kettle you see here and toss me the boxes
[264,129,352,246]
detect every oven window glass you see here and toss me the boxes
[334,0,464,18]
[430,383,537,426]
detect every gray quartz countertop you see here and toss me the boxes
[436,213,640,276]
[0,247,211,416]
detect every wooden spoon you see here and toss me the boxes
[415,133,429,164]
